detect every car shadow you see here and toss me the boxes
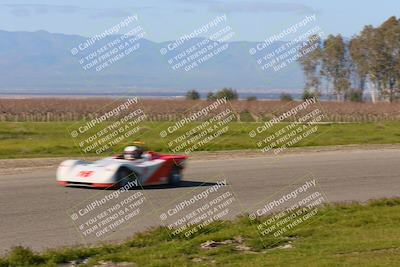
[67,180,222,191]
[137,180,221,190]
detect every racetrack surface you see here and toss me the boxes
[0,148,399,253]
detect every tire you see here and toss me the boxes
[117,167,138,188]
[169,166,182,185]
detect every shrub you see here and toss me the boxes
[214,88,238,100]
[7,246,44,266]
[302,89,319,100]
[185,90,200,100]
[206,92,215,100]
[345,89,363,102]
[280,92,293,102]
[246,96,257,101]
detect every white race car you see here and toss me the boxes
[57,146,187,189]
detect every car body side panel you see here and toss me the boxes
[57,159,119,184]
[56,154,187,188]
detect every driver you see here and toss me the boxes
[123,146,144,160]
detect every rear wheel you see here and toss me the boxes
[117,167,138,188]
[169,166,182,185]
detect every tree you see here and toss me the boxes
[246,96,257,101]
[320,34,351,101]
[379,16,400,102]
[206,92,215,100]
[280,92,293,102]
[362,25,389,101]
[350,25,383,102]
[214,88,238,100]
[349,35,369,94]
[185,89,200,100]
[298,16,400,102]
[302,89,320,101]
[353,20,399,102]
[345,89,363,102]
[298,34,322,96]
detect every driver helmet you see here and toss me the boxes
[123,146,143,160]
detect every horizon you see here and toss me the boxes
[0,27,359,44]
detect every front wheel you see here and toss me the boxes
[168,167,182,185]
[116,167,138,188]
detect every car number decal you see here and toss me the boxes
[78,171,94,178]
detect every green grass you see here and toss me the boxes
[0,121,399,159]
[2,199,400,266]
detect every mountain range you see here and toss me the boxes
[0,30,304,94]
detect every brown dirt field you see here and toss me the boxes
[0,98,399,122]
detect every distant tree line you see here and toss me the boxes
[186,88,240,101]
[186,88,296,102]
[299,16,400,102]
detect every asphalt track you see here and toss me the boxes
[0,148,399,253]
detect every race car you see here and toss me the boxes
[57,144,187,189]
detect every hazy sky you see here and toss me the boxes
[0,0,399,41]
